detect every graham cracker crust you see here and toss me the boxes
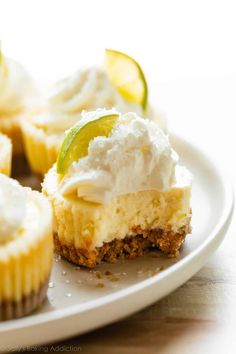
[0,277,49,321]
[54,223,191,268]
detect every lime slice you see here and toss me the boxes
[105,49,148,111]
[56,113,119,174]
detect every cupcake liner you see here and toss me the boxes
[0,133,12,175]
[0,276,49,321]
[22,120,60,175]
[0,229,52,301]
[0,190,53,320]
[0,115,24,155]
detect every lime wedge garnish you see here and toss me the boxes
[105,49,148,111]
[56,112,119,174]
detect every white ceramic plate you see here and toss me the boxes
[0,135,233,350]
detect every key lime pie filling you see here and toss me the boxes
[0,174,53,320]
[0,133,12,175]
[22,50,165,175]
[43,109,192,268]
[0,48,35,156]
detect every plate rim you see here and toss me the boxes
[0,133,234,343]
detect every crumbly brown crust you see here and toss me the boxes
[54,222,191,268]
[0,277,49,321]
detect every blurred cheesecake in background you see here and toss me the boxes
[22,49,165,176]
[0,45,36,156]
[0,174,53,321]
[0,133,12,175]
[43,109,191,268]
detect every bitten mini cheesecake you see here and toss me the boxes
[0,174,53,321]
[0,133,12,175]
[43,109,192,268]
[22,49,165,175]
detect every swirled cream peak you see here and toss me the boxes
[0,54,35,114]
[34,67,142,133]
[58,110,178,204]
[0,174,27,243]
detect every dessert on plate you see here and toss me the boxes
[22,49,165,175]
[0,47,35,156]
[43,109,192,268]
[0,174,53,321]
[0,133,12,175]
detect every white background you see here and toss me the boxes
[0,0,236,175]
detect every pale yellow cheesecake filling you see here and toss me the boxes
[43,164,191,250]
[0,133,12,175]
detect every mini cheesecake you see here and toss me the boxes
[0,49,35,156]
[22,51,165,176]
[0,174,53,320]
[0,133,12,175]
[43,110,192,268]
[22,112,60,176]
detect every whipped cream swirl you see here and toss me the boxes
[0,53,35,114]
[34,67,143,133]
[0,174,27,243]
[59,110,178,204]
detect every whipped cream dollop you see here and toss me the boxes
[59,110,178,204]
[34,67,143,133]
[0,174,27,243]
[0,54,35,114]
